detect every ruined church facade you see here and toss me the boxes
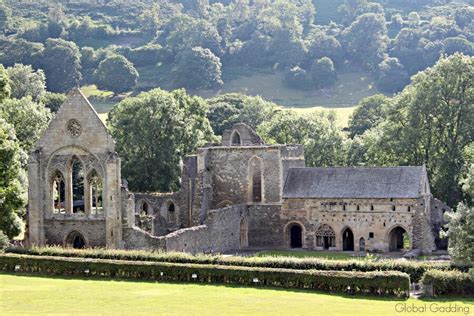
[27,90,449,254]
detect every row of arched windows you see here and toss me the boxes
[141,200,176,223]
[51,156,103,215]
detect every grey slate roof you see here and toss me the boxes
[283,166,425,199]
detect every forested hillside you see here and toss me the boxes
[0,0,472,239]
[1,0,472,106]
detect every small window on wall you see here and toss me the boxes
[231,131,241,146]
[343,204,346,211]
[392,205,396,211]
[168,202,176,223]
[142,202,149,215]
[369,232,374,239]
[356,205,360,211]
[370,205,374,211]
[408,206,411,212]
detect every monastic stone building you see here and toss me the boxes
[27,90,450,254]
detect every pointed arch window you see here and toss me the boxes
[70,156,85,213]
[87,170,103,214]
[248,157,262,203]
[168,201,176,223]
[231,131,241,146]
[52,171,65,214]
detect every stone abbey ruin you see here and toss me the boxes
[27,89,450,254]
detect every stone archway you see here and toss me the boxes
[289,224,303,248]
[342,227,354,251]
[388,226,410,252]
[65,231,87,249]
[359,237,366,252]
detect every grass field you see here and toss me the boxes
[82,64,376,127]
[1,274,472,315]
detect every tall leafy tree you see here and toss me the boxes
[172,46,223,89]
[94,54,139,94]
[108,88,214,192]
[40,38,82,93]
[257,110,347,167]
[355,54,474,206]
[347,94,388,138]
[443,203,474,263]
[311,57,337,89]
[341,13,388,70]
[375,57,410,93]
[0,64,10,102]
[207,93,279,136]
[0,118,25,238]
[6,64,46,101]
[0,97,52,153]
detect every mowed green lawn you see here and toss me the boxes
[1,274,473,315]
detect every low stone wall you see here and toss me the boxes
[122,227,166,250]
[122,205,245,254]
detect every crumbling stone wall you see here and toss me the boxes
[430,197,450,250]
[122,205,246,254]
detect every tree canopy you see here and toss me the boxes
[40,38,82,93]
[108,88,214,192]
[94,54,139,94]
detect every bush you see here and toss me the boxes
[421,270,474,296]
[0,254,410,297]
[0,231,10,252]
[7,246,472,283]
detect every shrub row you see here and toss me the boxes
[0,254,410,297]
[421,270,474,296]
[8,246,472,283]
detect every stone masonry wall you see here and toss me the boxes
[44,219,106,248]
[121,205,246,254]
[281,197,421,252]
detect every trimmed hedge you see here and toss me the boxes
[7,246,472,283]
[421,270,474,296]
[0,254,410,297]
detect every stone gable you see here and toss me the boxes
[35,89,115,156]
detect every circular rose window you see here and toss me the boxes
[66,119,82,137]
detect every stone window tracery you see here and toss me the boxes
[87,170,103,215]
[52,171,65,214]
[315,224,336,248]
[70,156,85,213]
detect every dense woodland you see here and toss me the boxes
[0,0,473,250]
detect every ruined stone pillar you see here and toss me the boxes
[84,179,91,215]
[65,168,73,214]
[27,151,44,246]
[104,153,122,248]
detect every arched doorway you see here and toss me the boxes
[342,227,354,251]
[65,231,86,249]
[289,224,303,248]
[359,237,366,252]
[315,224,335,249]
[239,217,248,248]
[389,226,410,251]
